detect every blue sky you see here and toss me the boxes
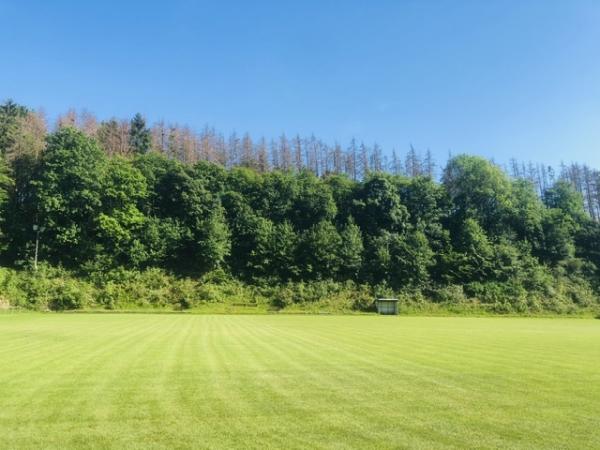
[2,0,600,168]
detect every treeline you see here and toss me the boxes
[1,100,599,313]
[508,160,600,221]
[4,101,600,211]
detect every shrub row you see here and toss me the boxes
[0,264,597,315]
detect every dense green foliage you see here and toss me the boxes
[1,314,599,449]
[1,102,599,313]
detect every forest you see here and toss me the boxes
[1,100,599,313]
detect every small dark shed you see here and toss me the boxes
[376,298,399,315]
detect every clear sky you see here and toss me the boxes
[2,0,600,168]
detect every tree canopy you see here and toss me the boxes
[1,100,599,313]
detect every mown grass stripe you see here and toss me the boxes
[0,314,599,449]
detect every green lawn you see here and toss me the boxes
[1,314,599,449]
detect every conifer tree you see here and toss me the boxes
[128,113,151,155]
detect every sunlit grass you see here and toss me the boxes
[1,313,599,449]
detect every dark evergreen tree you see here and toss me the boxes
[0,100,28,156]
[128,113,151,155]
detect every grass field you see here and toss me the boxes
[1,314,599,449]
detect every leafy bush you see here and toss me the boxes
[0,265,92,310]
[431,284,467,304]
[271,286,295,309]
[48,279,90,310]
[351,285,376,311]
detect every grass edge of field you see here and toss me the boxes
[1,306,598,319]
